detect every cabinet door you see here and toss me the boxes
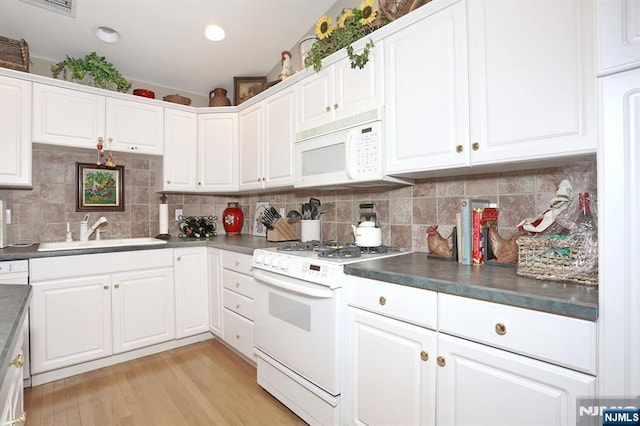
[174,247,209,338]
[468,0,596,165]
[334,41,384,121]
[238,103,263,190]
[597,0,640,75]
[162,108,198,192]
[436,334,596,426]
[30,275,112,374]
[297,67,334,132]
[263,87,295,188]
[105,97,164,155]
[385,0,469,175]
[112,268,175,354]
[198,112,238,192]
[0,76,31,187]
[208,248,222,336]
[348,307,437,426]
[32,83,105,149]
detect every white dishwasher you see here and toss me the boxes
[0,260,30,385]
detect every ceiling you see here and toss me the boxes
[0,0,338,97]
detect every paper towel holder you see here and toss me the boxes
[155,194,171,240]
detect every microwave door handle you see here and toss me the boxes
[345,131,355,179]
[254,270,334,298]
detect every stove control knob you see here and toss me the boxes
[272,257,280,268]
[255,253,264,264]
[280,258,289,271]
[263,255,272,266]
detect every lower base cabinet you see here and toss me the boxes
[30,250,175,374]
[0,316,26,426]
[347,276,596,426]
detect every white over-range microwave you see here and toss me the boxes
[294,108,413,189]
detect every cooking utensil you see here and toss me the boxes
[309,198,321,220]
[286,210,302,224]
[301,203,313,220]
[316,204,332,216]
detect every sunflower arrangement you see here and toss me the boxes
[305,0,390,72]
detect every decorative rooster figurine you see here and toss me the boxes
[427,225,454,258]
[487,228,527,264]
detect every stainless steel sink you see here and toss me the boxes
[37,237,167,252]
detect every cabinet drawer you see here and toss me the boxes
[222,251,253,275]
[438,293,597,374]
[222,269,255,299]
[347,276,437,329]
[223,288,254,321]
[223,309,254,361]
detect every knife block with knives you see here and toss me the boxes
[259,206,299,241]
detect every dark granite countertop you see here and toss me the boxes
[0,285,31,383]
[344,252,598,321]
[0,234,277,260]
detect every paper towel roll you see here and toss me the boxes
[159,204,169,235]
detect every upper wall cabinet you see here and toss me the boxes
[0,76,31,188]
[596,0,640,76]
[466,0,596,165]
[296,41,384,136]
[385,0,469,175]
[32,83,164,155]
[238,86,295,191]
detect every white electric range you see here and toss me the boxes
[251,241,411,426]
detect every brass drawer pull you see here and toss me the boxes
[456,145,463,153]
[379,296,387,306]
[7,411,26,425]
[114,283,120,289]
[495,322,507,335]
[472,142,480,151]
[437,356,446,367]
[10,353,23,368]
[420,351,429,361]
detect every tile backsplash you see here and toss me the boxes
[0,145,596,252]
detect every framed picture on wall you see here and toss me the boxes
[76,162,125,211]
[234,76,267,105]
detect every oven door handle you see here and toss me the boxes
[254,270,334,298]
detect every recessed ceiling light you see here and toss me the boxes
[205,24,225,41]
[95,26,120,43]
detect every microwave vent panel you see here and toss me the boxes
[295,107,384,142]
[19,0,77,17]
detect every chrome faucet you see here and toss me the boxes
[79,214,108,241]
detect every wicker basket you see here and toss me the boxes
[516,235,598,285]
[380,0,432,21]
[0,36,29,72]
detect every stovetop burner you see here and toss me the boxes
[276,241,316,251]
[317,244,361,258]
[277,240,399,259]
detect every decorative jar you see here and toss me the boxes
[209,88,231,107]
[223,202,243,235]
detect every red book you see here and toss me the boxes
[472,207,484,265]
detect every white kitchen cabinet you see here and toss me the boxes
[30,274,112,373]
[111,268,175,354]
[221,251,255,361]
[348,307,437,426]
[0,316,26,426]
[160,110,237,193]
[0,75,31,188]
[30,249,175,374]
[346,276,596,426]
[238,87,295,191]
[297,40,383,135]
[198,112,238,192]
[436,333,596,426]
[207,247,222,336]
[32,83,164,155]
[596,0,640,76]
[174,247,209,339]
[466,0,596,165]
[384,0,469,175]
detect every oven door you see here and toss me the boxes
[253,269,342,396]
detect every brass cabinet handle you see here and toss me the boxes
[166,180,171,184]
[236,304,241,309]
[236,333,242,340]
[325,106,331,112]
[104,285,109,290]
[420,351,429,361]
[472,142,480,151]
[456,145,463,153]
[198,181,202,186]
[10,353,23,368]
[114,283,120,289]
[334,103,339,110]
[7,411,26,425]
[495,322,507,335]
[437,356,446,367]
[176,256,182,261]
[235,282,241,288]
[235,260,240,267]
[379,296,387,306]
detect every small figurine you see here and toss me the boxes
[427,225,454,258]
[278,50,295,81]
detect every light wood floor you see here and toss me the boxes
[25,339,307,425]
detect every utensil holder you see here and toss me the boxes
[300,220,321,242]
[267,218,299,242]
